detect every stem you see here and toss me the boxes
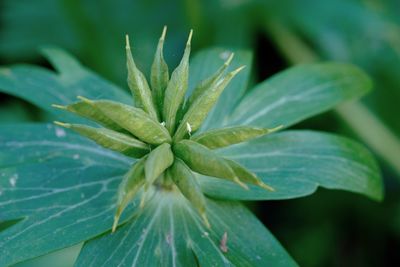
[264,20,400,175]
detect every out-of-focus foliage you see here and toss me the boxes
[264,0,400,138]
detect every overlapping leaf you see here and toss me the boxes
[0,124,133,266]
[76,191,297,267]
[228,63,372,129]
[199,130,383,201]
[0,47,130,124]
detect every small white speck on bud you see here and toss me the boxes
[186,122,192,136]
[161,121,166,127]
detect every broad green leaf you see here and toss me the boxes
[188,48,253,130]
[173,140,246,189]
[228,63,372,129]
[0,124,133,266]
[126,36,159,121]
[199,130,383,201]
[163,31,192,133]
[76,191,298,267]
[0,48,130,123]
[144,143,174,186]
[54,122,150,158]
[191,125,281,149]
[84,99,171,145]
[174,66,245,141]
[150,26,169,115]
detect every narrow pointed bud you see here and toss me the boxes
[174,65,245,141]
[78,99,171,145]
[169,158,210,228]
[57,123,150,158]
[224,158,274,192]
[163,29,193,134]
[191,125,283,150]
[112,158,146,232]
[53,99,126,132]
[144,143,174,187]
[173,140,241,187]
[151,26,169,116]
[186,52,235,109]
[125,35,159,121]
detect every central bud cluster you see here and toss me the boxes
[53,27,277,232]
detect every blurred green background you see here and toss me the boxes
[0,0,399,266]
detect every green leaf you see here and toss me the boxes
[54,122,150,158]
[0,124,133,266]
[144,143,174,186]
[191,125,281,149]
[228,63,372,128]
[82,98,171,145]
[199,130,383,201]
[75,191,297,267]
[188,48,253,130]
[0,48,131,123]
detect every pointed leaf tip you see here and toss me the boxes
[225,52,235,66]
[234,177,249,190]
[161,26,167,40]
[231,65,246,75]
[53,121,71,128]
[258,181,275,192]
[125,34,131,49]
[187,29,193,46]
[76,95,94,104]
[51,104,67,110]
[201,213,211,229]
[112,216,119,233]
